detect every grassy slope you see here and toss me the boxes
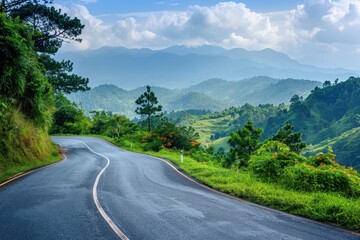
[0,111,61,182]
[188,115,233,144]
[304,127,360,169]
[102,136,360,232]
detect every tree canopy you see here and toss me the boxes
[2,0,90,94]
[0,13,53,127]
[135,86,162,132]
[227,120,263,168]
[271,122,307,154]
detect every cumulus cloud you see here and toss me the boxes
[60,2,283,51]
[290,0,360,44]
[57,1,360,68]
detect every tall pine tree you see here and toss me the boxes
[135,86,162,132]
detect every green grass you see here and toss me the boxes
[104,136,360,232]
[0,111,62,183]
[0,143,61,183]
[187,115,233,144]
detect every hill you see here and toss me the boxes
[169,77,360,169]
[68,77,320,117]
[304,127,360,170]
[56,45,358,89]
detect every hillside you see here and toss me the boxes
[262,77,360,143]
[56,45,358,89]
[171,77,360,169]
[304,127,360,170]
[68,77,320,117]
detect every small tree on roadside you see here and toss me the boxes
[135,85,162,132]
[226,120,263,168]
[271,122,307,154]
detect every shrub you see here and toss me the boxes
[249,141,306,181]
[283,163,360,197]
[141,121,200,152]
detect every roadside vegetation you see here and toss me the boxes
[1,1,359,232]
[0,1,88,182]
[51,83,360,231]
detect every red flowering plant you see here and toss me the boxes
[249,140,306,181]
[283,147,360,197]
[142,121,200,152]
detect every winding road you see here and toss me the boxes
[0,136,359,239]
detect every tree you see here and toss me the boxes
[135,86,162,132]
[323,80,331,88]
[8,1,83,54]
[4,0,90,94]
[227,120,263,168]
[39,55,90,94]
[271,122,306,154]
[0,13,53,127]
[51,94,90,134]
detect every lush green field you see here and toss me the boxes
[105,137,360,232]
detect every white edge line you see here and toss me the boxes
[80,141,129,240]
[140,154,360,237]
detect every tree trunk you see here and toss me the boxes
[147,114,151,132]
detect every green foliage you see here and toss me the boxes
[89,110,117,136]
[264,77,360,144]
[6,0,89,94]
[140,120,200,152]
[283,162,360,198]
[272,122,306,153]
[116,115,139,136]
[135,85,162,132]
[0,109,60,182]
[248,144,360,198]
[305,127,360,170]
[9,0,83,54]
[227,120,263,168]
[249,141,306,181]
[0,13,53,128]
[39,54,90,94]
[50,94,90,134]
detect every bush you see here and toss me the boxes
[140,121,200,152]
[249,141,306,181]
[283,163,360,197]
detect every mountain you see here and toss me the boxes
[184,77,320,106]
[68,77,321,118]
[169,77,360,169]
[262,77,360,144]
[56,45,359,89]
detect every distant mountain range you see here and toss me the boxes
[68,77,321,118]
[57,45,359,89]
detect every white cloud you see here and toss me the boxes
[57,1,360,68]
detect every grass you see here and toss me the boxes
[103,136,360,232]
[0,111,62,183]
[186,115,233,144]
[0,143,61,183]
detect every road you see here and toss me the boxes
[0,136,358,240]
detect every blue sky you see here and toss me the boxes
[55,0,360,69]
[80,1,304,14]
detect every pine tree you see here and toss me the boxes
[135,86,162,132]
[272,122,306,154]
[227,120,263,168]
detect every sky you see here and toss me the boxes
[54,0,360,69]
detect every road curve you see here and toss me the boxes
[0,136,359,240]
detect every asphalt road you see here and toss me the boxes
[0,136,359,240]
